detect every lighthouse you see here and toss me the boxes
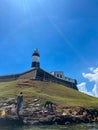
[32,49,40,68]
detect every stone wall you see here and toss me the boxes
[0,74,20,82]
[0,68,78,90]
[36,68,78,90]
[0,69,36,82]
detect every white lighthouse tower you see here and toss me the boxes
[32,48,40,68]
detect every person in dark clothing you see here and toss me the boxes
[17,92,23,116]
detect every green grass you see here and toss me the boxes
[0,80,98,108]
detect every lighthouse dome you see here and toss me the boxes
[32,49,40,57]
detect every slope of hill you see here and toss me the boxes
[0,79,98,108]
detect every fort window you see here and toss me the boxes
[57,74,59,77]
[60,75,62,78]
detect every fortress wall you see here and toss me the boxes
[0,69,36,82]
[0,74,20,82]
[36,68,78,90]
[18,69,37,79]
[0,68,78,90]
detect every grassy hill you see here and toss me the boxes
[0,79,98,108]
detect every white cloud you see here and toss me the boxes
[80,67,98,97]
[83,67,98,82]
[92,83,98,97]
[77,82,93,96]
[77,82,87,92]
[89,67,94,71]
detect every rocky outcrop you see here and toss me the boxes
[0,98,98,126]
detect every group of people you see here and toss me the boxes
[45,101,56,114]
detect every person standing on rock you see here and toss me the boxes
[17,92,23,116]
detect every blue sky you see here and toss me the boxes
[0,0,98,97]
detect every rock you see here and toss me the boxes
[1,98,98,126]
[62,112,67,116]
[6,98,15,105]
[72,111,78,115]
[23,120,40,125]
[35,104,40,107]
[34,99,39,102]
[3,103,8,106]
[0,103,3,107]
[28,103,35,107]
